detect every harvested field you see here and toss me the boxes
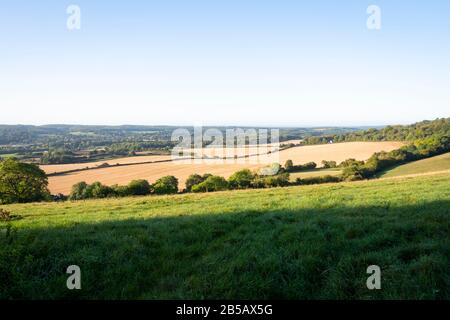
[277,141,404,164]
[40,155,173,174]
[48,141,404,194]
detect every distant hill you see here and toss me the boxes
[303,117,450,144]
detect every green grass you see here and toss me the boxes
[289,168,342,181]
[379,152,450,178]
[1,174,449,300]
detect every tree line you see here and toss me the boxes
[303,118,450,145]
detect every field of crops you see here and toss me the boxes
[1,173,449,299]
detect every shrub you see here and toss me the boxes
[111,184,131,197]
[252,173,291,188]
[321,160,337,168]
[185,174,211,192]
[153,176,179,195]
[70,181,116,200]
[127,179,151,196]
[0,209,12,221]
[228,169,255,189]
[285,162,317,172]
[284,160,294,171]
[296,175,342,185]
[70,181,89,200]
[88,182,115,199]
[339,158,364,168]
[52,193,68,202]
[192,176,229,193]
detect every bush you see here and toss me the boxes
[339,158,364,168]
[285,162,317,172]
[70,182,89,200]
[52,193,68,202]
[70,181,116,200]
[88,182,115,199]
[111,184,130,197]
[228,169,255,189]
[192,176,229,193]
[321,160,337,168]
[252,173,291,188]
[185,174,211,192]
[284,160,294,171]
[153,176,179,195]
[296,175,342,185]
[127,179,151,196]
[0,209,12,221]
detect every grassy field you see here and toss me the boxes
[45,141,403,194]
[289,168,342,181]
[1,173,449,299]
[379,152,450,178]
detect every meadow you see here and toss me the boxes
[379,152,450,178]
[1,173,448,299]
[44,141,403,194]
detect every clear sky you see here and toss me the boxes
[1,0,449,126]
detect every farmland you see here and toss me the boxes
[44,141,404,194]
[1,173,449,299]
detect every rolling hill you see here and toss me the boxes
[379,152,450,178]
[1,173,449,299]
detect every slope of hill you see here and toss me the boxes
[1,173,449,299]
[379,152,450,178]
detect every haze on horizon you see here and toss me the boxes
[1,1,449,127]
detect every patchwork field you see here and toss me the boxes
[379,152,450,178]
[46,141,403,194]
[40,154,173,175]
[1,173,449,299]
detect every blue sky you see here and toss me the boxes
[1,0,449,126]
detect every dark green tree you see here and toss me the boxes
[0,158,50,204]
[127,179,151,196]
[69,181,89,200]
[228,169,255,189]
[153,176,179,195]
[191,176,229,193]
[185,174,206,192]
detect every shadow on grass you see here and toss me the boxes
[1,200,449,300]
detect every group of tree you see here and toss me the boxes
[69,176,179,200]
[186,169,291,193]
[341,134,450,181]
[284,160,317,172]
[303,118,449,145]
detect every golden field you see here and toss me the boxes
[46,141,404,194]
